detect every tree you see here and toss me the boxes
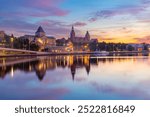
[89,42,97,51]
[143,43,148,51]
[127,45,134,51]
[30,43,40,51]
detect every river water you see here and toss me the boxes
[0,54,150,100]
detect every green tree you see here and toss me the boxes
[30,43,40,51]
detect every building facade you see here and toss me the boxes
[33,26,56,50]
[69,26,91,51]
[126,44,144,52]
[20,26,56,51]
[0,31,14,48]
[0,31,6,47]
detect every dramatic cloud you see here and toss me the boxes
[0,0,150,43]
[24,0,69,17]
[119,27,133,34]
[100,37,115,41]
[141,0,150,4]
[0,0,69,18]
[37,20,70,37]
[0,18,71,38]
[72,22,87,27]
[89,6,145,22]
[135,36,150,43]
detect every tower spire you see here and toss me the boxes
[70,26,75,41]
[85,31,90,40]
[72,26,74,30]
[35,26,45,37]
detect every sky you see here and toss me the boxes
[0,0,150,43]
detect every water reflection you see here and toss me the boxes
[0,55,140,81]
[0,55,150,100]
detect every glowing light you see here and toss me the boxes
[11,66,14,78]
[11,38,14,42]
[37,38,43,44]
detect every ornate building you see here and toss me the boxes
[70,26,90,43]
[21,26,56,51]
[69,26,91,51]
[33,26,56,50]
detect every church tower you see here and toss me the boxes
[85,31,90,41]
[35,26,46,37]
[70,26,75,41]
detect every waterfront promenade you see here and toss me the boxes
[0,47,149,57]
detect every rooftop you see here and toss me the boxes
[36,26,45,33]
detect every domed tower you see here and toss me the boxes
[85,31,90,41]
[70,26,75,41]
[35,26,46,37]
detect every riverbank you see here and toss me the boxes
[0,51,149,57]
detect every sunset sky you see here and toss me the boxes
[0,0,150,43]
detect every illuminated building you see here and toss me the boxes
[10,34,14,48]
[34,26,56,50]
[0,31,6,47]
[70,26,90,43]
[21,26,56,51]
[0,31,14,48]
[69,26,91,51]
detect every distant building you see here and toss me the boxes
[69,26,91,51]
[20,26,56,51]
[48,41,73,53]
[90,39,98,43]
[0,31,6,47]
[70,26,90,44]
[21,35,35,42]
[33,26,56,50]
[56,38,68,46]
[10,34,14,48]
[0,31,13,48]
[126,44,144,52]
[147,45,150,51]
[0,31,5,39]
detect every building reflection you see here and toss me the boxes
[35,61,47,81]
[0,55,143,81]
[69,55,90,80]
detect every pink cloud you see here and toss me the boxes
[138,20,150,23]
[135,36,150,43]
[26,0,64,8]
[89,5,146,22]
[23,0,69,17]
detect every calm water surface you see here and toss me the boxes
[0,54,150,100]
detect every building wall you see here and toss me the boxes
[35,37,56,50]
[0,31,6,47]
[0,31,5,39]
